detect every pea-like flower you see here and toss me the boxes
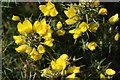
[13,36,24,44]
[56,30,66,36]
[12,15,20,21]
[87,42,97,51]
[15,44,28,52]
[17,20,32,34]
[66,73,78,79]
[39,2,58,17]
[106,68,116,76]
[89,23,100,32]
[64,7,78,25]
[100,74,107,80]
[114,33,119,41]
[79,22,89,33]
[30,48,42,61]
[69,28,82,39]
[67,66,80,73]
[57,21,63,29]
[98,8,107,15]
[109,13,119,23]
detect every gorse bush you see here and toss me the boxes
[2,1,120,80]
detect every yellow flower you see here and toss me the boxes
[114,33,119,41]
[44,38,54,47]
[12,15,20,21]
[106,68,116,75]
[42,69,52,74]
[98,8,107,15]
[65,19,77,25]
[69,28,82,39]
[59,54,69,60]
[64,7,78,25]
[69,29,75,34]
[30,48,39,55]
[66,73,78,79]
[79,22,89,33]
[42,29,53,40]
[37,45,45,54]
[25,47,32,54]
[17,20,32,34]
[51,59,67,71]
[30,54,42,61]
[93,0,100,7]
[89,23,100,32]
[57,21,62,29]
[100,74,107,80]
[35,18,47,36]
[15,44,28,53]
[13,36,24,44]
[109,13,119,23]
[33,21,40,31]
[67,66,80,73]
[30,48,42,61]
[56,30,65,36]
[39,2,58,17]
[39,5,50,16]
[51,54,70,71]
[41,69,52,77]
[46,2,55,9]
[64,7,76,19]
[50,7,58,17]
[87,42,97,51]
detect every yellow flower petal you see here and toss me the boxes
[30,54,42,61]
[50,8,58,17]
[109,13,119,23]
[17,22,26,34]
[12,15,20,21]
[56,30,65,36]
[66,73,78,79]
[64,7,76,18]
[100,74,107,80]
[13,36,24,44]
[87,42,97,51]
[114,33,119,41]
[15,44,28,53]
[39,5,50,16]
[30,48,39,55]
[106,68,116,75]
[79,22,89,33]
[25,47,32,54]
[57,21,62,29]
[59,54,69,60]
[46,2,55,9]
[69,29,75,34]
[67,66,80,73]
[33,21,40,31]
[98,8,107,15]
[65,19,77,25]
[23,20,33,34]
[89,23,100,32]
[37,45,45,54]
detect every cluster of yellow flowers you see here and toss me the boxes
[13,18,54,61]
[12,1,119,79]
[41,54,80,79]
[100,68,116,80]
[39,2,58,17]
